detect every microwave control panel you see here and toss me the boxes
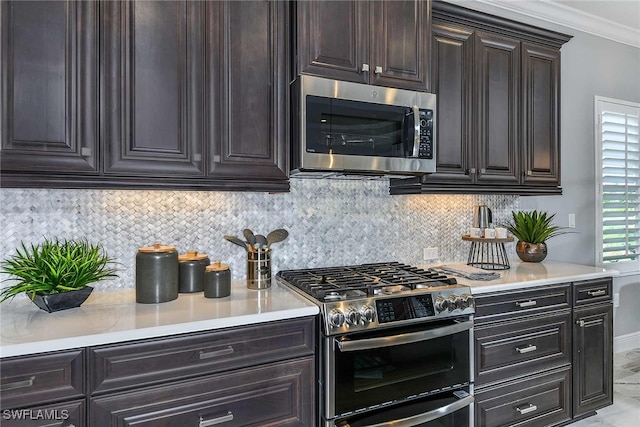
[418,109,433,159]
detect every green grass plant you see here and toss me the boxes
[503,210,571,244]
[0,238,118,302]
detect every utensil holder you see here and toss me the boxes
[247,248,271,289]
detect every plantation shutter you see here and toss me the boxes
[598,98,640,264]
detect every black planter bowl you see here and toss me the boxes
[28,286,94,313]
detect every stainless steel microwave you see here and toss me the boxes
[291,75,436,177]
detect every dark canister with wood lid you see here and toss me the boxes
[178,251,210,293]
[204,261,231,298]
[136,242,179,303]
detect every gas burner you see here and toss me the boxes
[323,291,345,302]
[379,285,409,295]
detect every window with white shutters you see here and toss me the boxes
[596,96,640,270]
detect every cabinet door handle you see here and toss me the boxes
[199,346,234,360]
[515,300,537,308]
[81,147,92,157]
[362,63,370,72]
[587,289,606,297]
[199,412,233,427]
[576,319,603,328]
[469,168,476,174]
[527,170,533,176]
[515,344,537,354]
[374,65,383,74]
[515,403,538,415]
[0,376,35,392]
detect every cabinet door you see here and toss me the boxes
[370,0,430,91]
[296,0,369,84]
[101,1,205,177]
[0,0,98,174]
[522,43,561,186]
[421,22,474,184]
[573,303,613,417]
[207,0,288,183]
[475,32,520,185]
[0,399,86,427]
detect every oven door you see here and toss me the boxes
[323,319,472,419]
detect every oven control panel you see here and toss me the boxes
[322,289,474,335]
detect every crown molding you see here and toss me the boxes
[451,0,640,48]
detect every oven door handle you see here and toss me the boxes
[344,395,474,427]
[337,320,472,352]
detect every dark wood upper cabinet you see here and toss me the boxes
[207,0,289,181]
[423,23,474,184]
[101,1,205,177]
[522,43,561,186]
[475,31,520,185]
[1,0,98,174]
[296,0,430,92]
[390,1,571,195]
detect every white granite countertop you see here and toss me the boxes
[0,281,319,358]
[437,261,618,294]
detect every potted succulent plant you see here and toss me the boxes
[0,238,118,312]
[503,210,571,262]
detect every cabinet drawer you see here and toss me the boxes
[88,317,314,394]
[90,357,314,427]
[573,278,613,306]
[475,310,571,387]
[475,367,571,427]
[474,283,570,323]
[0,350,84,409]
[0,399,86,427]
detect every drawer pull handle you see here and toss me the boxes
[200,412,233,426]
[199,346,234,360]
[576,319,603,328]
[516,344,537,354]
[516,300,537,308]
[0,376,35,392]
[515,403,538,415]
[587,289,606,297]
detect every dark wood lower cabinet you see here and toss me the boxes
[573,303,614,418]
[474,278,614,427]
[89,358,314,426]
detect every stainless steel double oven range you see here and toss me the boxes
[276,262,475,427]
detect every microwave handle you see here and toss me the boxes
[337,320,472,352]
[340,395,474,427]
[410,106,420,158]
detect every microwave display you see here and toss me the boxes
[306,95,433,160]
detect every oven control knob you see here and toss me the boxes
[434,295,449,313]
[328,309,345,328]
[344,306,361,326]
[360,304,376,324]
[448,294,461,311]
[459,293,474,310]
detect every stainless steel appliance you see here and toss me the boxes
[291,75,437,177]
[276,262,475,426]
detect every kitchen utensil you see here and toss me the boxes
[243,228,256,249]
[204,261,231,298]
[255,234,268,248]
[178,251,210,293]
[136,242,179,303]
[266,229,288,248]
[473,205,492,229]
[247,248,271,289]
[224,235,249,251]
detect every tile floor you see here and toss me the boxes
[569,349,640,426]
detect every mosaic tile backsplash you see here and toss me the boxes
[0,179,519,292]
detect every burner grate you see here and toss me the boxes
[277,262,457,302]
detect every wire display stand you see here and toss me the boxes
[462,235,513,270]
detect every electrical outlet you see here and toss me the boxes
[568,213,576,228]
[423,247,439,260]
[614,293,620,308]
